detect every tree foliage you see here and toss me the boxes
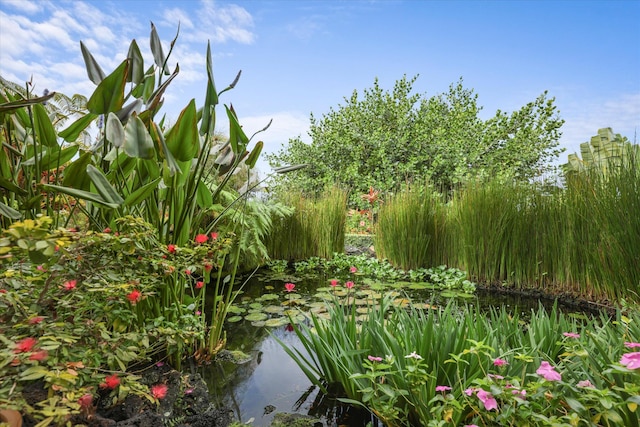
[267,75,565,205]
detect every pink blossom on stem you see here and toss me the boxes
[536,361,562,381]
[476,389,498,411]
[620,352,640,369]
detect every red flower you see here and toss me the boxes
[103,227,111,233]
[29,316,45,325]
[15,337,37,353]
[345,281,355,289]
[127,290,142,305]
[78,393,93,408]
[63,280,77,291]
[194,234,208,244]
[210,232,218,240]
[0,289,6,294]
[204,263,213,272]
[100,375,120,389]
[185,269,191,275]
[151,383,168,399]
[330,279,339,287]
[284,283,295,292]
[167,244,176,254]
[349,266,358,274]
[196,281,204,289]
[29,350,48,361]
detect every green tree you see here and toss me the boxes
[267,75,564,205]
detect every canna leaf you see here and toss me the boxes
[80,41,106,85]
[22,145,78,170]
[199,41,218,135]
[0,202,21,219]
[86,164,124,205]
[150,22,166,73]
[87,60,129,115]
[126,39,144,84]
[225,104,248,155]
[165,99,198,161]
[32,104,57,147]
[41,183,119,209]
[123,113,155,159]
[123,177,161,206]
[58,113,98,142]
[62,151,92,190]
[245,141,263,169]
[0,92,56,114]
[106,112,125,148]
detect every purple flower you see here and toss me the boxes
[476,389,498,411]
[536,361,562,381]
[620,352,640,370]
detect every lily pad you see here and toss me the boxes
[244,312,268,322]
[264,317,289,328]
[227,315,243,323]
[249,302,263,310]
[263,305,285,314]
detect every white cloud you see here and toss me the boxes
[184,0,255,44]
[161,7,194,30]
[0,0,41,14]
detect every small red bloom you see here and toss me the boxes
[210,232,218,240]
[78,393,93,408]
[349,266,357,274]
[127,290,142,305]
[196,281,204,289]
[185,269,191,275]
[100,375,120,389]
[103,227,111,233]
[204,263,213,272]
[167,244,176,254]
[15,337,37,353]
[194,234,208,244]
[151,383,168,399]
[29,350,48,361]
[29,316,45,325]
[330,279,339,287]
[345,281,355,289]
[0,289,6,294]
[63,280,77,291]
[284,283,295,292]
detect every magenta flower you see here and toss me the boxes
[563,332,580,339]
[435,385,451,392]
[464,387,475,396]
[284,283,295,292]
[350,266,357,273]
[620,352,640,369]
[511,389,526,398]
[536,361,562,381]
[345,281,354,289]
[624,342,640,349]
[330,279,339,287]
[476,389,498,411]
[368,355,383,362]
[493,358,508,367]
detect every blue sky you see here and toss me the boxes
[1,0,639,175]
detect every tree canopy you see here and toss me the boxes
[267,75,565,206]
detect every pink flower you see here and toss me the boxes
[563,332,580,339]
[14,337,37,353]
[476,389,498,411]
[368,355,383,362]
[536,361,562,381]
[435,385,451,392]
[464,425,480,427]
[359,220,366,227]
[330,279,339,287]
[488,374,504,380]
[624,342,640,349]
[345,281,354,289]
[29,316,45,325]
[493,358,508,367]
[63,280,77,291]
[100,375,120,389]
[167,244,176,254]
[36,265,45,271]
[210,232,218,240]
[620,352,640,369]
[195,310,201,315]
[511,389,526,398]
[29,350,48,361]
[577,380,595,388]
[185,269,192,275]
[194,234,208,244]
[284,283,295,292]
[103,227,111,233]
[78,393,93,408]
[196,281,204,289]
[151,383,168,399]
[350,266,357,274]
[127,290,142,305]
[464,387,475,396]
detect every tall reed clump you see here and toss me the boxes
[563,147,640,301]
[375,185,448,270]
[266,187,347,261]
[279,296,640,426]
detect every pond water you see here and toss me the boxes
[200,274,592,427]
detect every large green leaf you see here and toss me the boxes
[0,92,56,114]
[0,177,27,195]
[86,164,124,205]
[149,121,179,175]
[63,151,92,190]
[126,39,144,84]
[41,183,119,209]
[124,177,161,207]
[22,145,78,170]
[32,104,58,147]
[245,141,263,169]
[0,201,21,219]
[58,113,98,142]
[196,179,213,208]
[87,60,129,115]
[124,114,155,159]
[199,41,218,135]
[225,105,248,154]
[80,41,106,85]
[106,112,125,148]
[165,100,199,161]
[150,22,166,72]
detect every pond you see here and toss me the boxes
[200,271,594,427]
